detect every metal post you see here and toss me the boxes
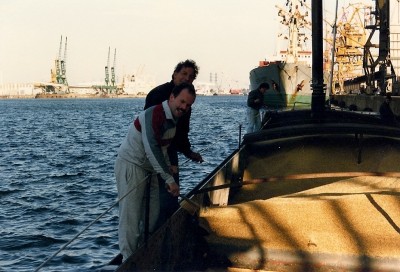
[328,0,339,107]
[144,177,151,243]
[238,124,242,148]
[311,0,326,114]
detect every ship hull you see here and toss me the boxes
[249,62,312,109]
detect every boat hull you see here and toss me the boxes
[114,110,400,271]
[249,62,312,109]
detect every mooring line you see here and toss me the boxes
[35,122,243,271]
[182,122,242,165]
[34,173,151,272]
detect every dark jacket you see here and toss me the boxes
[247,89,264,110]
[144,81,192,162]
[379,101,396,125]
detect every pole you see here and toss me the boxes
[328,0,339,107]
[311,0,326,114]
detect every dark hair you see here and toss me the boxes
[172,59,199,80]
[258,82,270,90]
[172,82,196,98]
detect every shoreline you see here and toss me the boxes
[0,93,147,100]
[0,93,243,100]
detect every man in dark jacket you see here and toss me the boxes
[144,59,203,225]
[379,94,398,125]
[246,82,269,133]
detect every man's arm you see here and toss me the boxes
[248,90,264,109]
[140,105,176,185]
[172,109,203,162]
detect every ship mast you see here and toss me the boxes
[277,0,310,64]
[311,0,325,112]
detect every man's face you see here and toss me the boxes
[169,89,196,118]
[173,67,196,85]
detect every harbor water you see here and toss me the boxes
[0,96,246,272]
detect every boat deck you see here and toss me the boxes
[198,135,400,271]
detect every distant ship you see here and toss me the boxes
[249,0,312,109]
[121,70,156,96]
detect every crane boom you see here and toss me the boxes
[111,48,116,86]
[61,36,68,85]
[105,47,110,86]
[56,36,63,84]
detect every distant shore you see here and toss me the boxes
[0,93,147,100]
[0,93,243,100]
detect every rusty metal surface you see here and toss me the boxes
[115,208,209,271]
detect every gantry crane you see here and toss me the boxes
[61,37,68,86]
[95,46,118,94]
[111,48,116,87]
[54,35,68,86]
[363,0,396,94]
[105,46,110,87]
[47,35,69,94]
[55,36,62,84]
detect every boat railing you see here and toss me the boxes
[292,101,311,110]
[34,123,245,272]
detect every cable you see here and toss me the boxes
[34,174,151,272]
[181,126,237,165]
[35,123,242,271]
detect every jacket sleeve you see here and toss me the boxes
[140,107,175,184]
[247,90,263,109]
[172,109,192,157]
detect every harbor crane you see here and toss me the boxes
[54,36,68,86]
[105,47,110,87]
[42,35,69,94]
[61,37,68,86]
[363,0,396,94]
[92,46,119,95]
[111,48,116,87]
[55,37,62,84]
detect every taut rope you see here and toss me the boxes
[34,123,243,271]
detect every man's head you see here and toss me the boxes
[169,83,196,118]
[258,82,270,93]
[172,59,199,85]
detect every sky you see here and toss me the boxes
[1,0,347,89]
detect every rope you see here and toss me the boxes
[35,123,243,271]
[34,173,151,272]
[181,125,239,165]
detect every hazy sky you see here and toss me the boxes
[1,0,346,89]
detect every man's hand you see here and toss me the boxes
[165,182,179,197]
[189,151,203,163]
[169,165,178,174]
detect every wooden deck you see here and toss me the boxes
[198,135,400,271]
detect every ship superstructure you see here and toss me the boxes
[249,0,312,108]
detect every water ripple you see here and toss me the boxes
[0,96,246,271]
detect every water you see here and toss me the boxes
[0,96,247,272]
